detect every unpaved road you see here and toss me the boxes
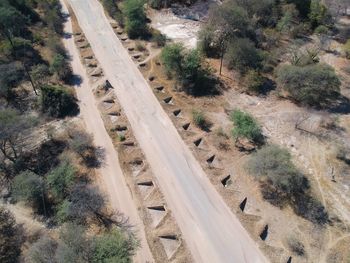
[60,2,154,262]
[68,0,268,262]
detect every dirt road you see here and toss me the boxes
[68,0,268,262]
[60,2,154,262]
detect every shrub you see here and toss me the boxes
[40,84,79,118]
[244,70,265,94]
[12,171,45,211]
[224,38,263,73]
[92,228,137,263]
[62,184,105,223]
[55,223,93,263]
[308,0,332,29]
[276,63,340,107]
[247,145,308,195]
[0,207,22,263]
[161,44,217,96]
[344,39,350,59]
[118,134,126,142]
[314,25,329,35]
[47,161,76,202]
[151,31,166,47]
[28,236,57,263]
[149,0,164,9]
[287,237,305,256]
[247,144,328,224]
[230,110,263,143]
[50,54,72,82]
[161,43,184,77]
[123,0,149,39]
[135,41,146,51]
[192,110,210,131]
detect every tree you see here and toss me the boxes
[0,109,36,163]
[231,0,276,26]
[161,44,217,96]
[0,6,27,40]
[50,54,72,82]
[0,62,24,101]
[276,63,341,106]
[160,43,184,77]
[55,223,93,263]
[30,64,50,88]
[47,161,75,202]
[28,236,57,263]
[12,171,46,213]
[123,0,148,39]
[286,0,311,18]
[230,110,263,143]
[309,0,332,28]
[224,38,263,73]
[60,184,105,223]
[198,1,252,71]
[277,4,300,34]
[40,84,79,118]
[92,228,137,263]
[247,144,309,202]
[244,70,266,94]
[0,207,22,263]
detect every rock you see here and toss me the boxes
[235,138,255,152]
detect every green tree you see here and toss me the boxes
[30,64,50,88]
[123,0,148,39]
[92,228,137,263]
[309,0,332,28]
[0,207,22,263]
[276,63,340,106]
[160,43,184,77]
[12,171,46,213]
[161,44,216,96]
[40,85,79,118]
[47,161,76,202]
[224,38,263,73]
[0,5,27,40]
[230,109,263,143]
[50,54,72,82]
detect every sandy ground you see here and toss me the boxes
[149,0,217,48]
[68,0,268,262]
[60,2,154,262]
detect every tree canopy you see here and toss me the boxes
[276,63,340,106]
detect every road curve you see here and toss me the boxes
[60,1,154,262]
[68,0,269,262]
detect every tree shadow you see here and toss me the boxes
[324,94,350,114]
[67,74,83,86]
[81,146,106,169]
